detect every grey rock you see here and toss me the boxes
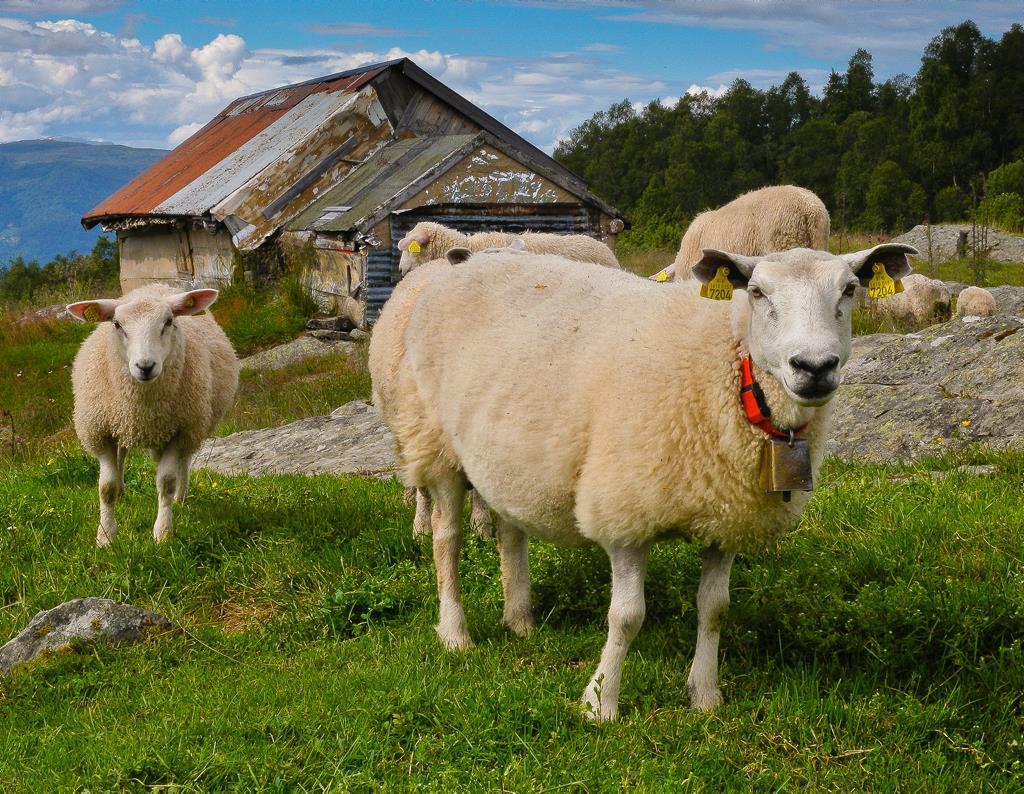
[196,400,397,477]
[0,597,174,675]
[306,316,355,333]
[829,316,1024,461]
[348,328,369,341]
[893,224,1024,264]
[240,335,358,372]
[308,329,350,341]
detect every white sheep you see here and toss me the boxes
[955,285,996,318]
[375,242,915,719]
[875,273,952,325]
[67,285,239,546]
[396,221,620,275]
[369,254,494,538]
[656,185,830,282]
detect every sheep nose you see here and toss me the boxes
[788,353,839,380]
[135,360,157,378]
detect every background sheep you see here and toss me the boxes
[668,185,830,281]
[955,285,996,318]
[397,221,620,275]
[875,273,952,325]
[375,241,914,720]
[68,285,239,546]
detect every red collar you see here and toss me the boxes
[739,356,810,440]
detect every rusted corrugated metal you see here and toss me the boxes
[82,65,385,225]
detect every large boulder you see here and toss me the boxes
[197,400,397,477]
[829,315,1024,461]
[0,598,174,675]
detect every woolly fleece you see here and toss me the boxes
[72,285,239,457]
[398,221,620,275]
[673,185,830,280]
[386,252,834,555]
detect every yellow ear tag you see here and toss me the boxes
[867,263,899,299]
[83,305,100,322]
[699,266,734,300]
[406,240,421,254]
[185,298,194,308]
[654,268,670,282]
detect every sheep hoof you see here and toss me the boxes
[95,527,115,548]
[688,685,723,711]
[580,690,617,722]
[152,524,172,543]
[412,516,432,538]
[436,624,473,651]
[503,611,535,638]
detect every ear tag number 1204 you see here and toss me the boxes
[867,263,904,299]
[700,266,734,301]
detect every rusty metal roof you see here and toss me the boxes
[82,62,389,225]
[83,57,622,237]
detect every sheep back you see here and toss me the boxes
[673,186,830,279]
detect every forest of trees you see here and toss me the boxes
[0,235,118,305]
[554,21,1024,250]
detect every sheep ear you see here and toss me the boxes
[398,228,431,252]
[170,289,218,316]
[844,243,917,286]
[446,247,473,265]
[692,249,759,288]
[67,299,119,323]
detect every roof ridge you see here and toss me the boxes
[229,57,408,105]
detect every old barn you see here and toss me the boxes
[81,57,623,326]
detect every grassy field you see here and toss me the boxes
[1,250,1023,789]
[1,450,1023,789]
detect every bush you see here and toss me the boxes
[987,159,1024,197]
[984,192,1024,233]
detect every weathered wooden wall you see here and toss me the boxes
[118,225,234,294]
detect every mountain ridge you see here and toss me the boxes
[0,139,167,265]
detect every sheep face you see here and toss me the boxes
[68,289,219,384]
[695,244,916,406]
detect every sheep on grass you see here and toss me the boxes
[67,285,239,546]
[657,185,830,282]
[375,242,915,719]
[397,221,620,276]
[955,285,996,318]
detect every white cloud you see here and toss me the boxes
[167,121,204,146]
[685,83,727,98]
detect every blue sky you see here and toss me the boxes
[0,1,1019,152]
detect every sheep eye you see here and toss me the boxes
[748,286,764,299]
[843,284,858,298]
[112,320,123,331]
[163,318,173,329]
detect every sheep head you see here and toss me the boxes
[68,288,218,383]
[693,244,916,406]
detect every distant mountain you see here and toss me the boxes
[0,139,166,265]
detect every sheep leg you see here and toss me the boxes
[469,489,494,538]
[412,487,432,537]
[95,442,123,548]
[582,542,650,721]
[687,545,735,711]
[175,452,191,504]
[153,440,185,543]
[430,475,472,650]
[496,517,533,637]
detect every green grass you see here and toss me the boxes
[0,450,1022,789]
